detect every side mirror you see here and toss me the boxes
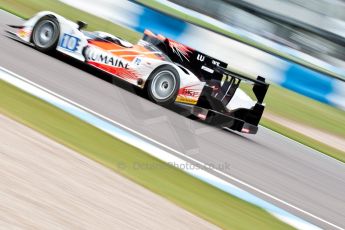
[77,21,87,30]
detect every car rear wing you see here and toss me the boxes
[196,66,269,117]
[193,66,269,131]
[213,66,269,105]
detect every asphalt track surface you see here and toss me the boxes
[1,11,344,229]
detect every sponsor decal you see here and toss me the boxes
[60,33,80,52]
[201,66,214,73]
[212,60,220,66]
[180,88,200,98]
[175,96,198,105]
[85,46,129,69]
[176,86,202,105]
[196,54,205,62]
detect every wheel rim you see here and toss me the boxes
[151,70,177,100]
[33,20,57,48]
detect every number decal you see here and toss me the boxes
[60,33,80,52]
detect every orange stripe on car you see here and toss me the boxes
[88,40,163,61]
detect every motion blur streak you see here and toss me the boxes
[1,67,335,230]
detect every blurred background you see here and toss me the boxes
[171,0,345,70]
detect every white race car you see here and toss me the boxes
[8,11,269,134]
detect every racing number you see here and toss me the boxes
[60,33,80,52]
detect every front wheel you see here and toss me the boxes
[32,16,60,53]
[146,65,180,106]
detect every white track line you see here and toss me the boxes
[1,67,343,230]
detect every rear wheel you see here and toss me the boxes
[32,16,60,53]
[146,65,180,106]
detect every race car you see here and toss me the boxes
[7,11,269,134]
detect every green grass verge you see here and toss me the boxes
[261,118,345,162]
[264,85,345,139]
[137,0,344,80]
[0,81,294,230]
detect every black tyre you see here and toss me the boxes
[146,65,180,106]
[32,16,60,53]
